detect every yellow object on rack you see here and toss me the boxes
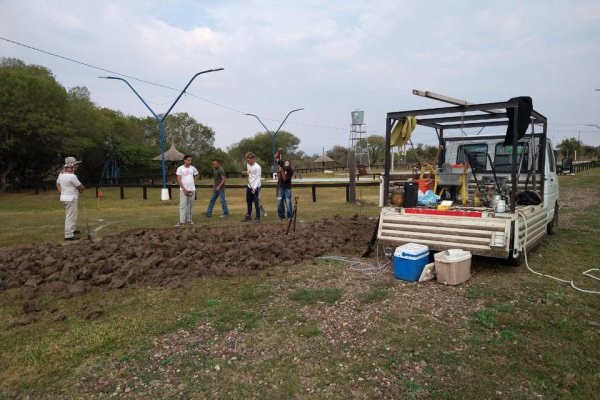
[435,164,471,206]
[391,116,416,146]
[437,200,453,211]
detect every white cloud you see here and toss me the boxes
[1,0,600,154]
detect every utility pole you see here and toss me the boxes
[348,147,356,203]
[244,108,304,174]
[101,68,224,200]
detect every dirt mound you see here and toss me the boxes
[0,216,377,320]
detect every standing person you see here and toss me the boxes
[175,155,199,226]
[203,159,230,218]
[241,152,262,223]
[275,148,294,221]
[56,156,84,241]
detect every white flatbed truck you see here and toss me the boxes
[377,98,559,265]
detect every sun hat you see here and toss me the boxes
[64,156,82,167]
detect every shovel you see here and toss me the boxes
[80,192,93,240]
[285,196,299,235]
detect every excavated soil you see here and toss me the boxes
[0,216,377,322]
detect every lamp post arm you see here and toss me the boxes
[101,76,159,120]
[244,113,272,135]
[244,108,303,173]
[273,108,304,136]
[162,68,224,121]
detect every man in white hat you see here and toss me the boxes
[56,157,85,240]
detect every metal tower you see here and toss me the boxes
[349,110,371,170]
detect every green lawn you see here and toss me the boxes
[1,171,599,399]
[0,179,381,247]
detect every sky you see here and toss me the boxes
[1,0,600,155]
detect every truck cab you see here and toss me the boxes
[443,135,559,232]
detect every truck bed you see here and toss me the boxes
[377,204,547,259]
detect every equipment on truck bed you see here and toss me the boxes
[375,92,558,263]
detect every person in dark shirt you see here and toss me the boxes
[204,159,230,218]
[275,148,294,221]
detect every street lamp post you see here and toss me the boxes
[244,108,304,173]
[101,69,224,200]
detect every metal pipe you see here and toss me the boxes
[412,89,502,114]
[383,117,392,206]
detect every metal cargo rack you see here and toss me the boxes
[383,99,548,213]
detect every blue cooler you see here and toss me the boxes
[393,243,430,281]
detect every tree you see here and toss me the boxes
[227,131,301,172]
[64,87,159,183]
[581,144,597,160]
[0,58,70,191]
[557,138,580,159]
[355,135,385,166]
[64,86,111,182]
[94,109,159,182]
[405,144,439,166]
[326,145,349,167]
[141,112,216,154]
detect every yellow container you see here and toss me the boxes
[436,200,453,211]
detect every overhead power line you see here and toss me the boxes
[1,37,595,134]
[0,36,346,131]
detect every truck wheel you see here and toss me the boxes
[547,202,559,235]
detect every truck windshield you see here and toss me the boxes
[494,143,529,172]
[457,144,488,170]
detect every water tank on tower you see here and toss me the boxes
[351,110,364,125]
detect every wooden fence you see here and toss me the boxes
[94,181,380,203]
[570,160,599,173]
[8,160,598,194]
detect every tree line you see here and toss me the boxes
[0,58,398,192]
[5,58,592,192]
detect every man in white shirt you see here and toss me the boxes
[56,156,85,240]
[241,152,262,223]
[176,155,199,226]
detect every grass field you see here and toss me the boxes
[1,171,599,399]
[0,177,381,247]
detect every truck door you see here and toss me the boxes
[544,141,559,219]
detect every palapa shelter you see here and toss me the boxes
[153,143,185,181]
[153,143,185,162]
[313,154,335,170]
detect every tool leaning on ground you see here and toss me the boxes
[285,196,299,235]
[258,193,267,217]
[188,191,194,225]
[80,191,93,240]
